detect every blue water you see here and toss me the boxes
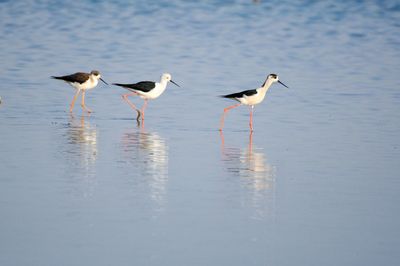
[1,1,399,265]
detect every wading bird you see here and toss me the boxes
[51,70,108,113]
[113,73,180,123]
[219,73,288,131]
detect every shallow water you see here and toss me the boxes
[1,1,400,265]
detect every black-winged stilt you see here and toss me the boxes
[219,73,288,131]
[51,70,108,113]
[113,73,180,122]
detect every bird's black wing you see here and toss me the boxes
[221,89,257,99]
[51,72,89,84]
[113,81,155,93]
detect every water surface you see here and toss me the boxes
[0,1,399,265]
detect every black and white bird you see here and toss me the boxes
[51,70,108,113]
[113,73,180,122]
[219,73,289,131]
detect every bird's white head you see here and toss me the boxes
[268,73,278,81]
[161,73,180,87]
[90,70,108,85]
[265,73,288,88]
[161,73,172,81]
[90,70,101,79]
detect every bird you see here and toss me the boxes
[219,73,288,132]
[113,73,180,122]
[51,70,108,113]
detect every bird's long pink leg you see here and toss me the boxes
[219,130,225,147]
[81,90,92,113]
[219,103,241,131]
[249,105,254,132]
[141,99,148,122]
[122,92,139,110]
[70,89,81,112]
[122,92,142,121]
[248,131,253,154]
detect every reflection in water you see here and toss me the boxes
[65,115,98,167]
[62,114,98,197]
[220,132,275,219]
[121,128,168,211]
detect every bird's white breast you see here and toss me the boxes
[139,82,167,99]
[69,77,98,90]
[240,89,267,106]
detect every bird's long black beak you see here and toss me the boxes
[278,80,289,88]
[170,80,180,87]
[100,78,108,85]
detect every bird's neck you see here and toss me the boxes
[159,79,168,86]
[155,80,168,94]
[158,79,169,90]
[260,78,274,92]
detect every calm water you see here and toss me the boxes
[1,0,400,265]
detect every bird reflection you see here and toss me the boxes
[121,128,168,211]
[66,114,98,165]
[62,114,98,197]
[220,132,275,219]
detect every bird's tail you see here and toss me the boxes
[112,83,127,87]
[112,83,137,93]
[219,94,235,99]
